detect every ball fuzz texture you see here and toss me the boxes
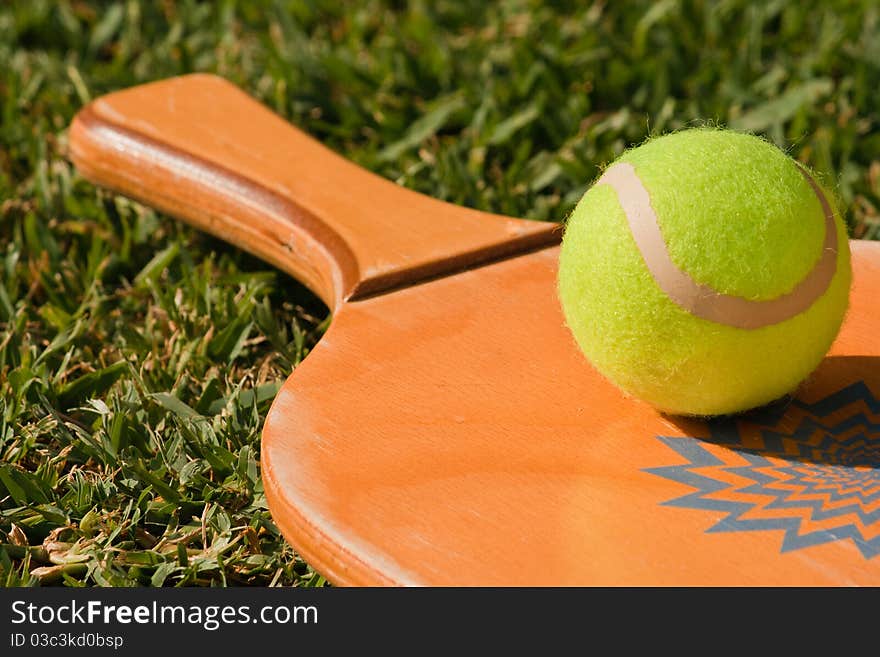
[557,128,852,417]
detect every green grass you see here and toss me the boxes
[1,0,879,587]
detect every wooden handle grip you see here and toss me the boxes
[69,74,559,309]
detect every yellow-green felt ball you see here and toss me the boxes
[557,128,852,417]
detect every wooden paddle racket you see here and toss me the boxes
[69,75,880,586]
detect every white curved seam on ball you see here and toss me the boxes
[596,161,838,329]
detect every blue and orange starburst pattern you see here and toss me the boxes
[645,382,880,558]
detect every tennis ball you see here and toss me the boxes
[557,128,851,417]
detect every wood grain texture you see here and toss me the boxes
[68,74,560,310]
[263,240,880,586]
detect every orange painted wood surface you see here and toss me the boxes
[69,76,880,585]
[68,74,559,310]
[263,240,880,586]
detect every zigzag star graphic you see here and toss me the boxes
[645,382,880,558]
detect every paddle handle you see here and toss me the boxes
[69,74,558,309]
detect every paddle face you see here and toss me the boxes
[264,240,880,586]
